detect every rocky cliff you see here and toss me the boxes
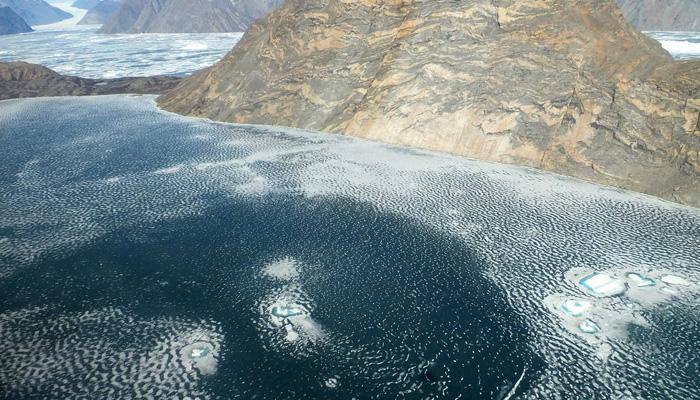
[159,0,700,207]
[0,0,72,25]
[0,61,180,99]
[0,6,32,34]
[616,0,700,31]
[99,0,282,33]
[78,0,121,25]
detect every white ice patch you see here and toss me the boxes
[658,40,700,59]
[262,258,300,282]
[548,267,698,360]
[644,32,700,60]
[560,299,592,317]
[258,258,326,351]
[627,273,656,288]
[661,275,691,286]
[572,270,627,297]
[180,340,218,375]
[0,28,243,78]
[578,320,600,334]
[154,164,185,175]
[0,307,223,398]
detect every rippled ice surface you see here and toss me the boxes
[0,96,699,399]
[0,26,242,78]
[645,31,700,60]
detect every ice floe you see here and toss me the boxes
[180,341,217,375]
[258,258,326,350]
[548,267,697,359]
[568,269,627,297]
[661,275,691,286]
[626,273,656,288]
[324,376,340,388]
[271,305,305,318]
[578,320,600,334]
[560,299,592,317]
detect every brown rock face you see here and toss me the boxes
[158,0,700,207]
[0,61,181,99]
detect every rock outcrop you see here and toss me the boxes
[0,0,72,25]
[78,0,121,25]
[99,0,282,33]
[0,6,32,34]
[159,0,700,207]
[616,0,700,31]
[0,61,180,100]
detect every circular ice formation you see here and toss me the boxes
[560,299,592,317]
[180,341,217,375]
[324,377,340,388]
[661,275,691,286]
[578,320,600,334]
[271,305,304,318]
[190,346,210,359]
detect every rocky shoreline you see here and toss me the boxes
[0,61,180,100]
[157,0,700,208]
[2,0,698,208]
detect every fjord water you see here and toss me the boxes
[0,26,242,78]
[645,31,700,59]
[1,96,699,399]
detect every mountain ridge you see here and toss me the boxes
[0,61,180,99]
[616,0,700,31]
[158,0,700,207]
[99,0,282,33]
[0,6,32,34]
[0,0,72,25]
[77,0,122,25]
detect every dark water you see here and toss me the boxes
[1,96,699,399]
[1,193,539,399]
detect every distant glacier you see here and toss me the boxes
[0,26,242,78]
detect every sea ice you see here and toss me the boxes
[661,275,691,286]
[284,324,299,342]
[560,299,592,317]
[325,377,340,388]
[626,273,656,288]
[263,258,300,281]
[180,341,217,375]
[271,305,304,318]
[578,320,600,334]
[190,346,210,359]
[578,273,627,297]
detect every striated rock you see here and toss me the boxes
[78,0,122,25]
[616,0,700,31]
[159,0,700,207]
[99,0,282,34]
[0,0,72,26]
[0,6,32,35]
[0,61,180,100]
